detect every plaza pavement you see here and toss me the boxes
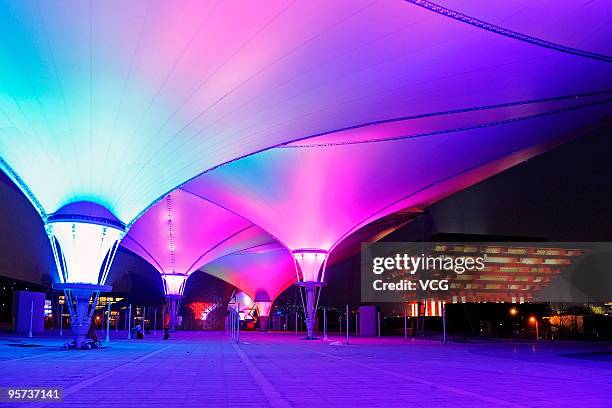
[0,330,610,407]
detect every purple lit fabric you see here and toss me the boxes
[1,1,610,224]
[204,245,295,303]
[121,190,276,276]
[184,100,611,252]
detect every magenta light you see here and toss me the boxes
[2,1,610,226]
[160,273,188,297]
[183,97,611,255]
[204,245,295,306]
[121,189,276,292]
[292,250,328,283]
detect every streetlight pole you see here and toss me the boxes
[404,306,407,341]
[529,316,539,341]
[59,302,63,336]
[345,305,349,345]
[442,303,447,344]
[323,307,327,340]
[28,301,33,338]
[105,301,111,343]
[236,303,240,344]
[153,307,157,335]
[127,304,132,340]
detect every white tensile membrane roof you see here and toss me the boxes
[204,244,296,325]
[182,95,612,254]
[0,0,610,225]
[2,0,609,346]
[121,189,277,295]
[203,244,296,310]
[182,93,611,340]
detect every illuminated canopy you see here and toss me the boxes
[204,245,296,307]
[46,201,124,285]
[204,244,295,330]
[183,96,612,254]
[1,1,610,226]
[121,189,276,294]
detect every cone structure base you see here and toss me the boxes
[296,281,325,340]
[257,315,269,331]
[53,283,111,349]
[166,295,182,332]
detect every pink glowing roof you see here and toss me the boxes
[183,95,611,252]
[204,245,295,303]
[1,1,610,224]
[121,189,276,277]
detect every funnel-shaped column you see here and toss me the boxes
[293,250,328,339]
[161,273,187,331]
[254,290,273,331]
[46,204,124,348]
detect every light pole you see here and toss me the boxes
[323,307,327,340]
[28,301,33,338]
[59,301,64,336]
[529,316,539,340]
[127,304,132,339]
[509,307,519,339]
[153,307,157,335]
[404,306,407,341]
[442,303,447,344]
[105,301,111,343]
[345,305,349,345]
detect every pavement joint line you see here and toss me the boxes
[17,344,174,408]
[232,342,292,408]
[288,342,530,408]
[0,350,67,364]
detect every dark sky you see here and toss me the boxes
[422,124,612,241]
[1,124,611,290]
